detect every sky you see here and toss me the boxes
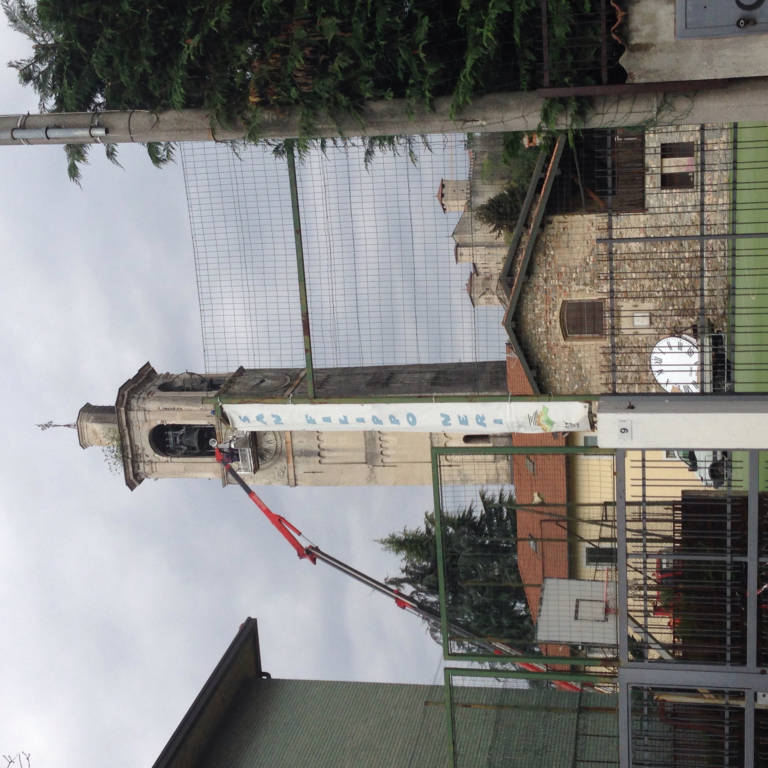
[0,21,500,768]
[182,130,507,373]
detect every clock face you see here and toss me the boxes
[650,335,700,393]
[255,431,280,467]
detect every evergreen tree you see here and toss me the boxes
[2,0,607,180]
[380,491,534,647]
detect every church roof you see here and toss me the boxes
[499,136,567,394]
[152,618,264,768]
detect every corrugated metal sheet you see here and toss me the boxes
[197,679,448,768]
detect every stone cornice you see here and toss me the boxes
[115,362,157,490]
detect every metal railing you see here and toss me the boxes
[445,668,620,768]
[617,448,768,768]
[599,124,768,395]
[430,444,768,766]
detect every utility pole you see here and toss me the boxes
[2,78,768,148]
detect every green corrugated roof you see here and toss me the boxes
[197,678,449,768]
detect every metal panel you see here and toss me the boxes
[678,0,768,38]
[748,450,759,670]
[537,578,618,646]
[599,395,768,449]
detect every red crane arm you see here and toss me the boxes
[215,447,316,563]
[213,445,582,693]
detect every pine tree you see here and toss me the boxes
[380,491,534,647]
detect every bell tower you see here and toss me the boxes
[78,361,514,490]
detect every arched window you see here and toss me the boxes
[150,424,216,457]
[560,300,604,339]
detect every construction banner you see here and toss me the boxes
[222,401,590,434]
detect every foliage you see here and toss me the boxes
[475,138,543,235]
[2,0,616,180]
[101,432,124,475]
[269,133,427,169]
[379,491,535,647]
[476,187,524,237]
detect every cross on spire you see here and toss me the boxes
[36,420,76,431]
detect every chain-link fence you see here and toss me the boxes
[183,123,768,399]
[445,669,619,768]
[181,134,509,391]
[432,444,619,672]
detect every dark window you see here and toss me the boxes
[586,546,617,565]
[560,300,604,338]
[150,424,216,457]
[661,142,695,159]
[661,172,694,190]
[462,434,491,445]
[660,142,695,189]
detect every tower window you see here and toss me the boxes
[560,300,604,339]
[150,424,216,457]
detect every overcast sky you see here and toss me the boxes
[0,17,518,768]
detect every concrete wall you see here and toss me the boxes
[622,0,768,82]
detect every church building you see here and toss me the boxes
[76,360,517,490]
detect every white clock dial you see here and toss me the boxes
[650,335,700,393]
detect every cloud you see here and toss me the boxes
[0,30,488,766]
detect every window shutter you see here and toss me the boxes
[613,130,645,211]
[563,300,604,337]
[660,142,695,189]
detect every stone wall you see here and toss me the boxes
[515,125,731,395]
[516,215,608,393]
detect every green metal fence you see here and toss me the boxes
[444,668,619,768]
[431,444,619,671]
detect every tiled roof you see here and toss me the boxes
[506,343,536,396]
[511,435,568,624]
[506,350,569,643]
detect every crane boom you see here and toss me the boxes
[214,447,582,691]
